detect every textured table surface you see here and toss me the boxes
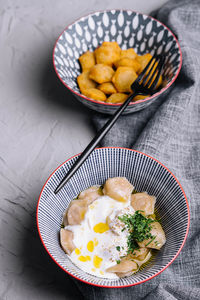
[0,0,168,299]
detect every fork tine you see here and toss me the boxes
[136,53,157,83]
[141,56,160,86]
[146,55,165,90]
[144,55,162,88]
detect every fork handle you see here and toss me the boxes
[54,92,138,194]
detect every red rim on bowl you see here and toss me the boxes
[53,10,182,108]
[36,147,189,288]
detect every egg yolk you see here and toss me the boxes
[78,255,91,262]
[93,255,103,268]
[87,241,94,252]
[93,222,109,233]
[118,196,126,202]
[81,210,86,220]
[94,237,98,246]
[75,248,81,255]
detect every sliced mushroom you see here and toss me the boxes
[103,177,133,202]
[60,229,75,255]
[116,271,133,278]
[106,259,138,274]
[138,221,166,250]
[65,200,87,226]
[63,186,101,226]
[78,186,101,203]
[129,247,150,261]
[131,192,156,216]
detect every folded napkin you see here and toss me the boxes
[74,0,200,299]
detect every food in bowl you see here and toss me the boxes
[77,41,163,103]
[37,147,189,287]
[53,10,182,115]
[60,177,166,279]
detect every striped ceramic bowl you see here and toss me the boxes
[37,147,189,288]
[53,10,182,115]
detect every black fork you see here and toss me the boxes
[55,54,165,194]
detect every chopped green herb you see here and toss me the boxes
[98,185,104,195]
[121,227,126,232]
[132,189,138,194]
[145,236,156,247]
[75,192,81,200]
[61,224,64,228]
[127,235,139,254]
[118,211,155,254]
[156,218,162,224]
[116,246,121,251]
[122,246,124,250]
[116,260,121,264]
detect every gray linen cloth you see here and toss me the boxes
[74,0,200,299]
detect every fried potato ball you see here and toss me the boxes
[82,88,107,101]
[77,43,163,103]
[89,64,114,84]
[120,48,137,60]
[112,67,138,93]
[106,93,128,104]
[102,41,120,49]
[114,57,141,73]
[133,94,150,101]
[94,41,121,66]
[79,51,96,71]
[77,71,96,93]
[136,53,153,73]
[98,82,117,94]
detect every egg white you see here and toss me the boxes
[65,195,136,279]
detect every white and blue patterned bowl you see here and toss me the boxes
[53,10,182,115]
[37,147,189,288]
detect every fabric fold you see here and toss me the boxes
[74,0,200,299]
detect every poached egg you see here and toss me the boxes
[65,195,134,278]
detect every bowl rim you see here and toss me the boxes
[53,9,182,109]
[36,147,190,288]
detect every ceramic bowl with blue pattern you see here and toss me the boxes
[53,10,182,115]
[37,147,189,288]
